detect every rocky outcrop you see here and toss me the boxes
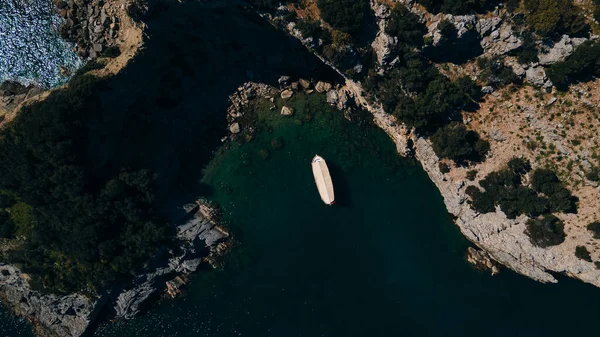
[0,200,230,335]
[466,247,501,276]
[525,65,551,87]
[114,199,229,319]
[53,0,130,59]
[0,264,103,337]
[538,35,587,65]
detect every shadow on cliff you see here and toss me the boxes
[86,0,341,218]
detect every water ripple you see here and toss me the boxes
[0,0,82,88]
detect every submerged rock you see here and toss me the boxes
[466,247,501,276]
[281,106,294,116]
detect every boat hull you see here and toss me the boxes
[311,155,335,205]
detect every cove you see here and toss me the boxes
[91,93,600,337]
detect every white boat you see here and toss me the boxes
[311,155,335,205]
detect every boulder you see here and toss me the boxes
[280,89,293,99]
[315,81,332,93]
[281,106,294,116]
[371,31,397,67]
[299,78,311,89]
[278,76,290,85]
[229,122,240,134]
[466,247,501,276]
[538,35,588,65]
[525,66,548,86]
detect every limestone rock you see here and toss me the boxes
[299,78,311,89]
[315,81,332,93]
[466,247,501,276]
[371,31,398,67]
[525,66,548,87]
[229,122,240,134]
[538,35,588,65]
[0,264,101,337]
[280,89,293,99]
[281,106,294,116]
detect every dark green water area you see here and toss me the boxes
[4,1,600,336]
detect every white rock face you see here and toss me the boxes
[280,106,294,116]
[526,66,548,87]
[538,35,588,65]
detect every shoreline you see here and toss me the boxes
[256,7,600,287]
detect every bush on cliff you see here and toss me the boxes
[524,0,588,38]
[385,5,427,47]
[317,0,370,35]
[586,221,600,239]
[546,41,600,90]
[430,122,489,163]
[525,215,565,248]
[466,159,575,219]
[416,0,499,14]
[575,246,592,262]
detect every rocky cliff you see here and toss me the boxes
[0,199,230,336]
[262,1,600,287]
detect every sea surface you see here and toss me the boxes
[3,1,600,337]
[0,0,82,87]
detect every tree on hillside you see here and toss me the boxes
[524,0,588,38]
[430,122,489,163]
[385,5,427,47]
[317,0,370,34]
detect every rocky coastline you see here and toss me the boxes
[261,1,600,286]
[0,199,230,337]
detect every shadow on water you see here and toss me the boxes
[328,161,353,208]
[85,0,340,218]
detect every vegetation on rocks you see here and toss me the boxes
[525,215,565,248]
[416,0,499,14]
[587,222,600,239]
[430,122,489,163]
[466,158,576,219]
[0,76,169,294]
[546,41,600,91]
[575,246,592,262]
[317,0,370,35]
[385,5,427,47]
[523,0,588,38]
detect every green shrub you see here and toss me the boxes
[317,0,370,34]
[430,122,489,163]
[546,41,600,90]
[587,221,600,239]
[516,31,539,64]
[525,215,566,248]
[385,5,427,47]
[524,0,588,38]
[477,56,521,88]
[508,157,532,175]
[575,246,592,262]
[296,19,328,43]
[101,46,121,58]
[416,0,498,14]
[439,162,451,174]
[438,19,457,42]
[467,170,478,181]
[531,168,577,213]
[0,210,15,239]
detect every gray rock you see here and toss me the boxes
[525,66,548,86]
[538,35,586,65]
[490,129,505,142]
[0,264,101,337]
[481,86,495,94]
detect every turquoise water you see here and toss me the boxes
[88,94,600,337]
[0,0,82,87]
